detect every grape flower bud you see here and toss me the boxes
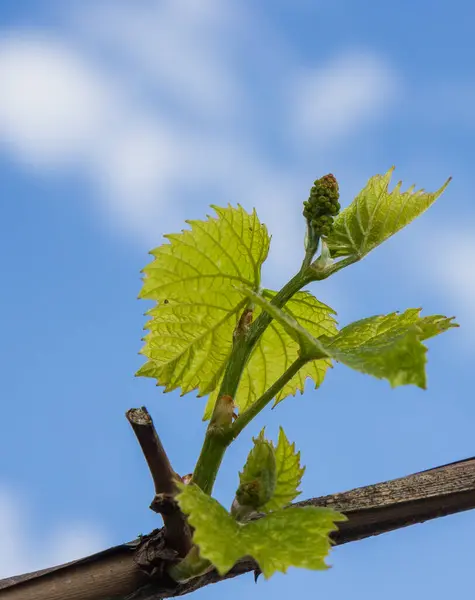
[303,174,341,237]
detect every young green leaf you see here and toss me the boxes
[262,427,305,512]
[235,429,277,510]
[235,292,457,390]
[325,167,451,259]
[203,291,337,419]
[177,483,346,579]
[322,309,458,389]
[137,205,270,396]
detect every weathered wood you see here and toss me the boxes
[126,407,192,558]
[1,457,474,600]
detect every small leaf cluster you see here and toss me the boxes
[235,430,277,511]
[231,428,306,521]
[178,428,342,578]
[177,481,345,579]
[303,173,341,236]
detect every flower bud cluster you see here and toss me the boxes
[303,174,340,236]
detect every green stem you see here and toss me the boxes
[191,337,249,494]
[301,222,320,270]
[191,269,313,494]
[171,356,310,584]
[311,254,360,280]
[230,356,308,440]
[174,247,333,584]
[247,270,313,346]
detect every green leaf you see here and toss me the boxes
[177,483,346,579]
[322,309,458,389]
[177,483,243,574]
[203,291,337,419]
[233,292,457,390]
[137,205,270,396]
[325,167,451,259]
[235,429,277,510]
[262,427,305,512]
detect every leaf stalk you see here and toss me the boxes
[191,269,314,495]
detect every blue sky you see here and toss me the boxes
[1,0,474,597]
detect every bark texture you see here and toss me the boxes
[1,456,474,600]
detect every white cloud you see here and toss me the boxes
[0,487,106,578]
[0,31,184,235]
[74,0,244,122]
[0,3,397,251]
[289,51,399,145]
[91,116,188,239]
[0,34,114,168]
[427,230,475,329]
[404,225,475,342]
